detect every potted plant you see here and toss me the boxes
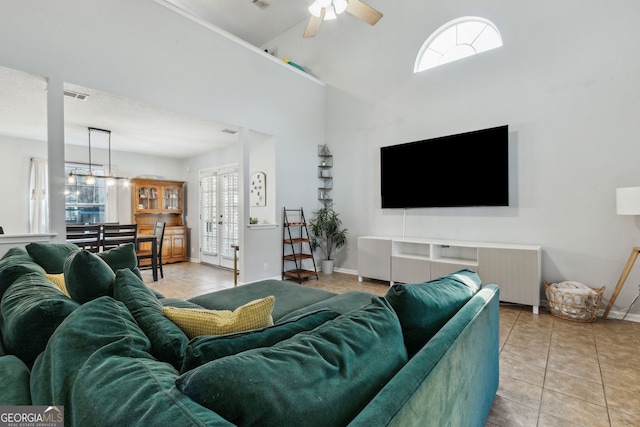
[308,205,348,274]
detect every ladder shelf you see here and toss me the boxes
[282,207,318,283]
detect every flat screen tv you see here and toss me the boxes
[381,125,509,208]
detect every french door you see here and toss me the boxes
[200,167,239,269]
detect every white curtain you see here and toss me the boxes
[105,165,119,223]
[29,157,49,233]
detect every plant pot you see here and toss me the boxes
[321,259,335,274]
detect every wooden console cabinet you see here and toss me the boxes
[358,236,542,313]
[131,178,187,264]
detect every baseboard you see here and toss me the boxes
[601,309,640,323]
[541,298,639,323]
[333,267,357,275]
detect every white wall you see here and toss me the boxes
[0,0,325,283]
[249,133,276,225]
[264,0,640,319]
[0,136,47,233]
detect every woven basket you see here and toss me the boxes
[544,281,605,322]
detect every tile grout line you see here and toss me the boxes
[594,324,613,427]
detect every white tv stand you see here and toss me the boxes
[357,236,542,313]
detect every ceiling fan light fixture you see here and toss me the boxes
[324,5,337,20]
[333,0,348,14]
[308,1,323,17]
[317,0,332,8]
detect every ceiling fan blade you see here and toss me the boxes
[304,9,325,38]
[346,0,383,26]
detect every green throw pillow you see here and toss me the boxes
[176,297,407,426]
[384,268,481,356]
[181,309,340,373]
[0,272,80,366]
[63,251,116,304]
[112,269,188,369]
[97,243,143,279]
[30,297,231,426]
[26,242,79,274]
[0,355,32,405]
[1,247,29,261]
[0,251,47,300]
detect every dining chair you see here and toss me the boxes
[102,223,138,251]
[137,221,166,279]
[66,224,101,253]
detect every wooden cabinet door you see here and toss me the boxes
[171,234,187,260]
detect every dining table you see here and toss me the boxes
[136,233,158,281]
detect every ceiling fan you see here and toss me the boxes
[304,0,383,38]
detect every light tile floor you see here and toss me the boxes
[143,263,640,427]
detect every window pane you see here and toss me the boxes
[428,26,456,54]
[65,164,107,224]
[221,171,239,258]
[457,21,487,45]
[472,27,503,53]
[201,174,218,255]
[441,44,476,65]
[415,17,502,73]
[418,49,444,71]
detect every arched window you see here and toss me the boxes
[414,17,503,73]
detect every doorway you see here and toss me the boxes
[200,166,239,269]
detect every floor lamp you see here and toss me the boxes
[602,187,640,319]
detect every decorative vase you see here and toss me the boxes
[321,259,335,274]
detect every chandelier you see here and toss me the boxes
[67,127,129,187]
[308,0,348,20]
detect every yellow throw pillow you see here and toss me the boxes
[162,296,275,339]
[45,273,70,297]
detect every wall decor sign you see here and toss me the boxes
[250,171,266,206]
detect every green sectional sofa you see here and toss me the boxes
[0,243,499,426]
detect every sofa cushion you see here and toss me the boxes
[96,243,143,279]
[384,268,481,356]
[181,309,340,373]
[0,251,46,300]
[112,268,188,369]
[45,273,69,297]
[0,272,80,366]
[30,296,230,426]
[276,290,374,323]
[163,296,275,339]
[26,242,79,274]
[188,279,336,321]
[1,247,29,260]
[176,297,407,427]
[63,250,116,304]
[0,355,32,405]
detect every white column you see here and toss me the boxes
[47,77,66,241]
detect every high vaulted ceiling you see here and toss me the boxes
[0,1,317,158]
